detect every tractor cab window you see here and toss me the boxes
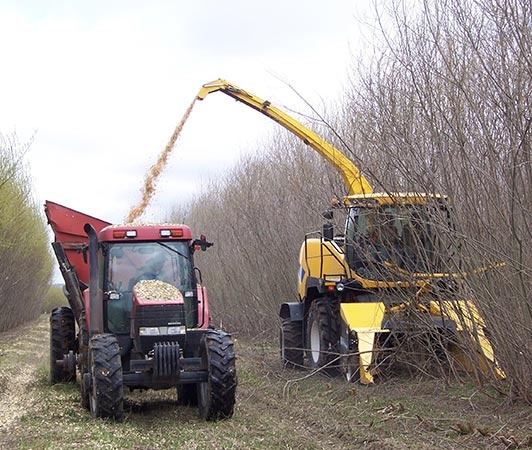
[345,204,457,280]
[104,241,194,333]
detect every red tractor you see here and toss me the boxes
[45,200,237,421]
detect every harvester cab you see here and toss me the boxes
[196,79,505,385]
[45,201,236,421]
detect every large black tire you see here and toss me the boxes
[88,334,124,421]
[198,330,237,421]
[306,299,340,374]
[177,384,198,406]
[280,319,303,368]
[50,307,76,384]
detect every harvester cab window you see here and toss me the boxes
[104,242,194,333]
[345,205,457,280]
[345,208,400,279]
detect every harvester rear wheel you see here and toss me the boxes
[88,334,124,421]
[306,299,340,374]
[280,319,303,368]
[50,307,76,384]
[198,330,237,421]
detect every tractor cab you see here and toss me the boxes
[102,240,196,334]
[84,223,212,366]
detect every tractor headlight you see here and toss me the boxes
[167,325,186,335]
[139,327,160,336]
[139,325,186,336]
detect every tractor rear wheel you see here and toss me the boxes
[280,319,303,368]
[88,334,124,421]
[198,330,237,421]
[306,299,340,374]
[50,307,76,384]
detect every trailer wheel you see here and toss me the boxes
[50,307,76,384]
[280,319,303,368]
[306,299,340,374]
[198,330,237,421]
[177,384,198,406]
[88,334,124,421]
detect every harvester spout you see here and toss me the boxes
[197,79,373,196]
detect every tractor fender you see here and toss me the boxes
[279,302,304,322]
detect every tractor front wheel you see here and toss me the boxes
[198,330,237,421]
[88,334,124,421]
[50,307,76,384]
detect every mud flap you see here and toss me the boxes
[339,302,388,384]
[431,300,505,379]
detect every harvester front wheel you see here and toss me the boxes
[50,306,76,384]
[88,334,124,421]
[280,319,303,368]
[306,299,340,374]
[198,330,237,421]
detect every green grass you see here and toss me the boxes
[1,316,530,450]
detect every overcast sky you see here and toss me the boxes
[0,1,375,224]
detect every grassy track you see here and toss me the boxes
[0,315,530,449]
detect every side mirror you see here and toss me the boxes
[192,234,213,252]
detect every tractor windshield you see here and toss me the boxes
[345,203,459,280]
[103,241,194,333]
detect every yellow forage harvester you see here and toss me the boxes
[197,79,505,384]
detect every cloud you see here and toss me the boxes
[0,1,369,224]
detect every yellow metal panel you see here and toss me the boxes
[340,302,386,331]
[356,331,378,384]
[298,238,348,299]
[344,192,447,206]
[438,300,505,379]
[340,302,387,384]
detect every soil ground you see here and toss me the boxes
[0,316,530,449]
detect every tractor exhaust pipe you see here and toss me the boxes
[84,223,103,335]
